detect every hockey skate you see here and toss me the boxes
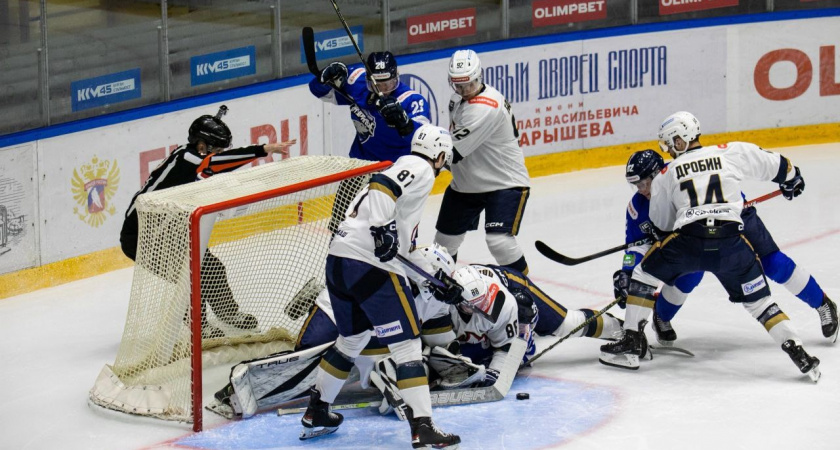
[410,416,461,449]
[219,311,258,330]
[599,320,649,370]
[201,321,225,339]
[300,388,344,440]
[817,295,838,342]
[781,340,821,383]
[652,312,676,346]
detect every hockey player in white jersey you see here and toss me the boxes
[300,124,463,449]
[435,49,532,274]
[446,265,526,386]
[601,111,821,381]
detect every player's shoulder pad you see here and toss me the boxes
[369,172,403,201]
[347,67,366,85]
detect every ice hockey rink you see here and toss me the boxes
[1,142,837,450]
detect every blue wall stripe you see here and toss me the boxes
[1,8,838,149]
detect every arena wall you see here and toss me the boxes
[0,11,837,297]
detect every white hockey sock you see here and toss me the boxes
[554,310,587,337]
[623,304,651,332]
[315,367,348,404]
[597,312,624,338]
[782,266,811,297]
[401,384,433,418]
[743,297,800,346]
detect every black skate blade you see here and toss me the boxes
[599,352,640,370]
[650,345,695,357]
[299,425,339,440]
[413,443,460,450]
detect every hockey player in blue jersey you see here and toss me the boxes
[309,51,431,162]
[613,149,838,347]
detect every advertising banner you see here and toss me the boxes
[401,27,727,156]
[191,46,257,86]
[407,8,477,45]
[301,26,364,63]
[729,17,839,130]
[0,143,39,273]
[659,0,739,16]
[532,0,608,27]
[71,69,142,112]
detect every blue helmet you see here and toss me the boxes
[366,51,399,94]
[626,149,664,183]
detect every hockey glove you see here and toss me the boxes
[370,221,399,262]
[429,270,464,305]
[319,62,348,90]
[779,166,805,200]
[376,96,414,136]
[613,270,631,309]
[475,368,500,388]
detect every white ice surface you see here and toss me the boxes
[1,143,838,449]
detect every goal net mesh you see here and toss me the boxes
[90,155,386,424]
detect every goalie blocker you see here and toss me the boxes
[207,338,527,419]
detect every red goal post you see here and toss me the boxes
[90,156,391,431]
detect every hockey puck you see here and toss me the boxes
[516,392,530,400]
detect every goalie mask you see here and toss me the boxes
[366,51,399,95]
[452,266,501,322]
[657,111,700,157]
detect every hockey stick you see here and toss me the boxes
[301,27,321,77]
[277,401,382,416]
[743,189,782,208]
[526,298,621,365]
[535,238,650,266]
[326,0,384,98]
[536,189,784,266]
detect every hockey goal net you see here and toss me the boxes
[90,155,390,430]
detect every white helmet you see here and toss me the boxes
[658,111,700,156]
[411,124,454,171]
[448,49,483,97]
[452,266,500,322]
[416,244,455,278]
